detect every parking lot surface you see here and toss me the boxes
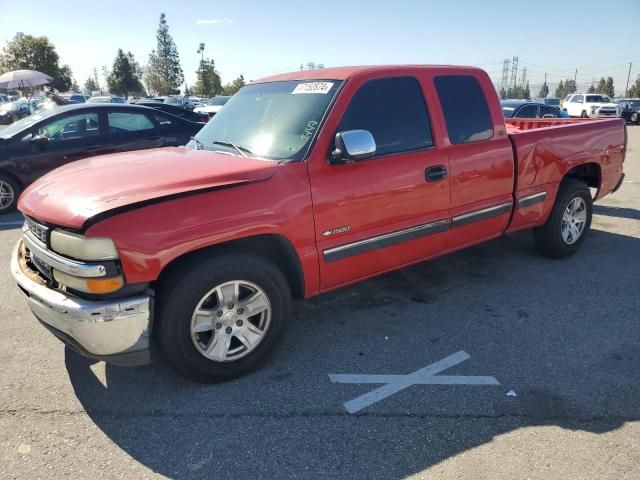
[1,127,639,479]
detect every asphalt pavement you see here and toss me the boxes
[0,127,639,479]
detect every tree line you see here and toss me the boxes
[0,13,246,98]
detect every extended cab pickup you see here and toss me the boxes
[11,66,627,382]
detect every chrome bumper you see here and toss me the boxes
[11,240,152,365]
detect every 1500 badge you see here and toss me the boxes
[322,226,351,237]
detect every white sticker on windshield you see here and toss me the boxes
[292,82,334,94]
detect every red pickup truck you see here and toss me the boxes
[11,66,626,382]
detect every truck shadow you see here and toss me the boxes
[594,204,640,220]
[65,228,640,479]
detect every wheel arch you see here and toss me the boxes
[0,168,24,188]
[155,233,306,299]
[562,162,601,193]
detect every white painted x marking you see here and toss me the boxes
[329,351,500,413]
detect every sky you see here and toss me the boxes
[1,0,639,96]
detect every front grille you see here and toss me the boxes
[24,217,49,244]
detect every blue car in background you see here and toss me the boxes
[501,100,568,119]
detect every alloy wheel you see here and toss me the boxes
[190,280,272,362]
[0,180,15,211]
[561,197,587,245]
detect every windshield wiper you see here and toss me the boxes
[212,140,253,158]
[190,136,205,150]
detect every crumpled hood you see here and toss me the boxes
[19,147,277,229]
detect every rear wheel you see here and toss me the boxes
[533,179,592,258]
[156,252,291,383]
[0,175,21,213]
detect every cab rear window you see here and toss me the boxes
[434,75,493,144]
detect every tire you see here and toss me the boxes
[533,179,592,259]
[581,111,588,118]
[0,174,21,213]
[631,112,639,124]
[156,252,292,383]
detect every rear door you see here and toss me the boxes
[308,74,451,290]
[433,74,514,251]
[106,109,164,152]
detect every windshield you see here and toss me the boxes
[500,101,524,118]
[87,97,109,103]
[545,98,560,106]
[208,96,230,106]
[192,80,341,161]
[586,95,610,103]
[0,111,49,138]
[164,97,182,105]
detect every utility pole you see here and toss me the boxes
[509,56,519,92]
[500,58,510,91]
[574,68,577,84]
[625,62,632,98]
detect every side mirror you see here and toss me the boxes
[30,135,49,147]
[330,130,376,164]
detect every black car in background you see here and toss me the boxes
[500,100,563,119]
[0,103,203,212]
[134,101,209,124]
[616,99,640,124]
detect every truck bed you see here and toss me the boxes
[504,117,626,233]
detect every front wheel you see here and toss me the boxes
[581,111,588,118]
[533,179,592,258]
[0,175,21,213]
[156,252,292,383]
[631,112,639,124]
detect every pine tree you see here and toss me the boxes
[555,80,564,98]
[604,77,614,98]
[84,77,99,94]
[145,13,183,95]
[193,58,222,97]
[499,87,507,100]
[627,77,640,98]
[538,82,549,99]
[107,49,144,98]
[523,81,531,100]
[587,84,596,93]
[222,74,246,96]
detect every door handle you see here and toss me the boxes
[146,135,161,141]
[84,145,101,152]
[425,165,447,182]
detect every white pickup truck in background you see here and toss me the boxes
[563,93,619,118]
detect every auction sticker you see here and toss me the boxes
[292,82,334,94]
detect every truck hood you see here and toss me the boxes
[18,147,277,229]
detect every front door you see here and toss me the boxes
[9,111,101,183]
[308,75,450,290]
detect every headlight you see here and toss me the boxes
[50,230,119,261]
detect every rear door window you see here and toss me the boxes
[434,75,493,144]
[337,76,433,156]
[107,111,154,134]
